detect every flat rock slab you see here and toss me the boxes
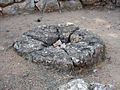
[13,24,105,70]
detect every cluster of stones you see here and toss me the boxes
[0,0,120,15]
[0,0,86,14]
[58,79,115,90]
[13,24,105,70]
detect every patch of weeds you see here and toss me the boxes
[102,45,106,61]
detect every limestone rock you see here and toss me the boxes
[89,83,115,90]
[0,0,13,4]
[58,79,115,90]
[13,24,105,70]
[0,0,119,15]
[62,0,82,10]
[42,0,59,12]
[24,0,34,10]
[3,3,19,14]
[58,79,89,90]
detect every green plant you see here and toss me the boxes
[102,45,106,61]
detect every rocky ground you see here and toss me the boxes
[0,8,120,90]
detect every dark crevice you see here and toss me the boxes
[56,27,67,43]
[26,26,79,48]
[67,27,79,43]
[81,47,91,52]
[61,48,69,55]
[42,37,59,47]
[70,58,79,67]
[25,35,53,47]
[56,26,80,44]
[88,42,96,46]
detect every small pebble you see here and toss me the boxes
[22,72,29,78]
[93,69,97,73]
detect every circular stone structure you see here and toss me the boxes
[13,24,105,70]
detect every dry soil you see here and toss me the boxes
[0,8,120,89]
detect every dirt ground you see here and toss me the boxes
[0,8,120,90]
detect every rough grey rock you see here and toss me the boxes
[3,3,19,14]
[0,0,34,14]
[13,24,105,70]
[89,83,115,90]
[58,79,89,90]
[58,79,115,90]
[41,0,60,12]
[61,0,83,10]
[0,0,13,4]
[24,0,34,9]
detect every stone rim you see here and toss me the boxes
[13,24,105,70]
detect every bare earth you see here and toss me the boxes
[0,8,120,89]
